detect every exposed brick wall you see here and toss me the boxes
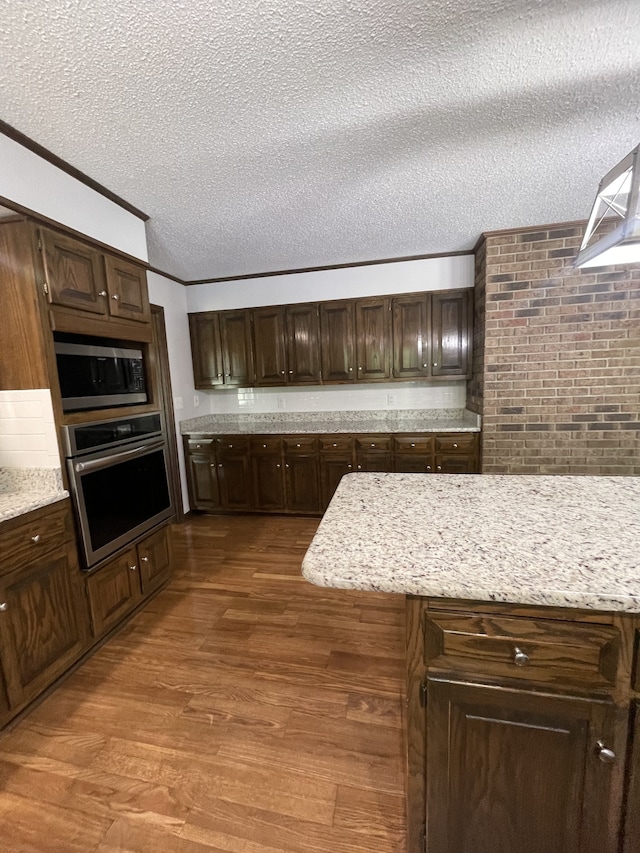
[466,236,486,415]
[468,222,640,475]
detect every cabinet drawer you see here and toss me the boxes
[319,435,354,453]
[394,435,434,454]
[435,434,476,453]
[0,501,71,577]
[216,436,249,453]
[283,436,317,453]
[187,437,215,453]
[251,436,282,454]
[355,435,391,452]
[425,611,620,692]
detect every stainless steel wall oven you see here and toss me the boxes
[63,413,173,568]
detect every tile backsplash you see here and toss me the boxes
[201,381,467,415]
[0,389,60,469]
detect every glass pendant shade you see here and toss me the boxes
[575,143,640,268]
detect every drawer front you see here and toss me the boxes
[216,436,249,453]
[425,611,620,691]
[318,435,354,453]
[250,436,282,454]
[394,435,434,454]
[0,501,71,577]
[283,436,318,453]
[187,437,215,454]
[355,435,392,452]
[434,433,477,453]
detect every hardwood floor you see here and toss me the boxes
[0,514,407,852]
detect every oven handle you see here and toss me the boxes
[73,441,165,474]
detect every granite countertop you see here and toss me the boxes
[301,473,640,613]
[0,468,69,524]
[181,408,481,436]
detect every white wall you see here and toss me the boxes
[0,389,59,468]
[0,132,148,262]
[185,254,474,416]
[147,271,199,513]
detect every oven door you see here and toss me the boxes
[67,438,173,568]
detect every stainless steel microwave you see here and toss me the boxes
[54,340,148,412]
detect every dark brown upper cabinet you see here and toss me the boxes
[41,228,150,326]
[355,297,392,381]
[431,289,471,377]
[392,293,431,379]
[285,303,321,384]
[190,310,254,389]
[320,300,356,383]
[252,306,287,385]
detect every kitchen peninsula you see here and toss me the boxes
[302,473,640,853]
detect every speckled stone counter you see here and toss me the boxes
[181,408,480,435]
[0,468,68,523]
[301,473,640,612]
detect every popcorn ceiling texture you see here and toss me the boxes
[1,0,639,280]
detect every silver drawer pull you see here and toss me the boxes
[98,290,107,297]
[513,647,530,667]
[370,444,376,448]
[0,602,7,612]
[31,534,41,544]
[130,564,137,572]
[111,293,120,301]
[296,443,301,448]
[263,444,267,448]
[453,443,458,448]
[332,443,337,447]
[410,443,415,447]
[595,740,616,764]
[141,556,149,563]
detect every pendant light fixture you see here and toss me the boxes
[575,143,640,268]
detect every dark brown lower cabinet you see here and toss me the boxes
[623,702,640,853]
[252,451,286,511]
[217,452,253,510]
[284,451,321,513]
[426,679,624,853]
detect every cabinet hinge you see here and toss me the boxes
[419,679,427,708]
[42,280,49,295]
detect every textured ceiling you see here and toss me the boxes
[1,0,639,281]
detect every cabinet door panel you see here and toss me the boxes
[187,454,220,509]
[253,307,286,386]
[392,295,429,379]
[138,526,171,596]
[319,456,353,508]
[394,455,434,473]
[435,453,478,474]
[218,455,253,510]
[426,679,625,853]
[286,304,321,384]
[104,256,150,323]
[355,452,393,472]
[285,454,321,513]
[355,297,391,381]
[189,314,225,388]
[432,290,471,377]
[41,229,107,315]
[623,701,640,853]
[252,455,286,511]
[219,311,254,387]
[86,548,142,639]
[0,545,88,707]
[320,301,355,382]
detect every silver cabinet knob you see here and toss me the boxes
[111,293,120,300]
[285,463,290,468]
[289,370,293,374]
[218,463,223,468]
[228,444,233,448]
[276,463,281,468]
[296,443,301,448]
[348,367,353,372]
[217,373,223,378]
[263,444,267,448]
[332,443,337,447]
[141,556,149,563]
[0,602,7,611]
[31,534,41,544]
[433,362,438,367]
[410,443,415,447]
[370,444,376,448]
[196,444,202,449]
[281,370,285,375]
[130,564,137,571]
[513,647,530,667]
[436,465,442,472]
[357,464,362,470]
[358,366,362,371]
[347,464,352,469]
[426,466,432,471]
[226,373,231,377]
[210,463,215,468]
[423,363,428,368]
[453,443,458,448]
[595,741,616,764]
[98,290,108,297]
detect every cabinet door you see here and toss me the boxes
[138,525,171,596]
[104,255,151,323]
[355,297,391,381]
[189,314,225,388]
[284,453,321,513]
[286,304,321,384]
[319,456,354,508]
[320,301,355,383]
[252,454,286,511]
[252,306,287,386]
[435,453,478,474]
[392,294,430,379]
[217,453,253,510]
[426,679,626,853]
[186,453,220,509]
[622,700,640,853]
[0,543,88,709]
[85,547,142,639]
[431,290,471,377]
[394,455,434,473]
[41,229,108,315]
[219,310,254,387]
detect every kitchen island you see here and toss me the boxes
[301,473,640,853]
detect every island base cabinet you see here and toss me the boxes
[0,541,89,713]
[425,678,626,853]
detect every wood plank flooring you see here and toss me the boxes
[0,514,407,852]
